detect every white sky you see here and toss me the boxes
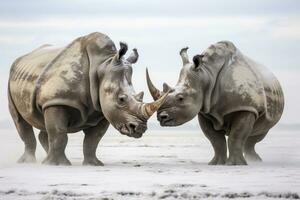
[0,0,299,125]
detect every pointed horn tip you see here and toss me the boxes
[146,67,151,81]
[145,68,162,101]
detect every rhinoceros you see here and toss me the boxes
[146,41,284,165]
[8,32,167,166]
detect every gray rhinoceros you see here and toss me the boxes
[8,32,167,166]
[146,41,284,165]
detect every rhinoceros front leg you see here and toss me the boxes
[226,111,256,165]
[82,118,109,166]
[42,106,71,166]
[198,114,227,165]
[38,130,49,153]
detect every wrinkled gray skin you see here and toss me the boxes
[8,32,167,166]
[147,41,284,165]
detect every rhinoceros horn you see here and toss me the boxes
[180,47,190,65]
[141,92,169,119]
[146,68,162,100]
[126,48,139,64]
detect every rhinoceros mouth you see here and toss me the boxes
[159,118,175,126]
[117,123,146,138]
[130,132,143,138]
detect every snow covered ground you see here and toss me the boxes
[0,127,299,199]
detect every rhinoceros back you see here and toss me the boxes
[209,50,284,132]
[9,45,62,128]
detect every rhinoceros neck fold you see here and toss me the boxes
[200,61,227,114]
[88,56,114,112]
[83,33,117,113]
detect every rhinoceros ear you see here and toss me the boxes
[163,82,173,93]
[118,42,128,59]
[126,48,139,64]
[193,54,204,70]
[134,91,144,102]
[112,42,128,64]
[180,47,189,65]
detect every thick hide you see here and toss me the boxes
[203,49,284,133]
[9,32,116,130]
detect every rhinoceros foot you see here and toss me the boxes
[245,151,262,162]
[17,152,36,163]
[83,157,104,166]
[208,156,226,165]
[42,154,71,166]
[226,155,247,165]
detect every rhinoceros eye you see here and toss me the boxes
[118,94,128,105]
[176,94,184,103]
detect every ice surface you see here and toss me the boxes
[0,128,299,199]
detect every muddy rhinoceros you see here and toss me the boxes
[146,41,284,165]
[8,32,167,166]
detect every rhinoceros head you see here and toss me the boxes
[146,42,235,126]
[98,42,168,138]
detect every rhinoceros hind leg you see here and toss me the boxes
[12,114,37,163]
[43,106,71,166]
[198,114,227,165]
[244,133,267,162]
[226,112,256,166]
[38,130,49,153]
[82,118,109,166]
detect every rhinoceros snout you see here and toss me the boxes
[131,122,147,132]
[120,122,147,138]
[158,111,169,121]
[157,111,173,126]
